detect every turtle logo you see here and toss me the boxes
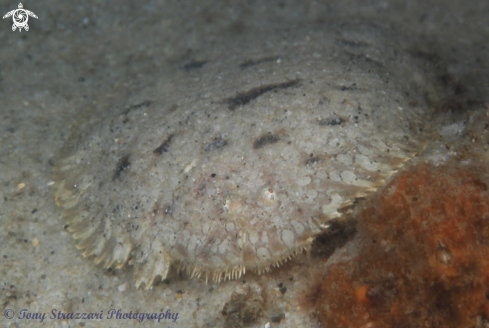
[3,3,38,32]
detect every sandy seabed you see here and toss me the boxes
[1,1,488,327]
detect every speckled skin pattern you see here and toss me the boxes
[54,23,434,289]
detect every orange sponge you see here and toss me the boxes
[302,162,489,327]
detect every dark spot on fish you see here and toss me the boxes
[253,133,279,149]
[226,79,301,110]
[183,60,207,71]
[239,56,280,69]
[319,117,345,126]
[203,137,228,151]
[153,134,174,154]
[122,100,152,115]
[130,101,152,110]
[113,155,131,181]
[165,204,173,215]
[305,156,322,165]
[339,83,357,91]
